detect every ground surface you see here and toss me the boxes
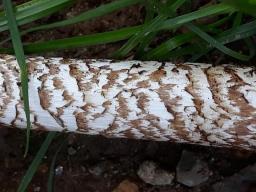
[0,0,256,191]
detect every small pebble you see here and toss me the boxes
[68,147,77,156]
[137,161,174,186]
[55,165,64,176]
[176,150,211,187]
[113,180,139,192]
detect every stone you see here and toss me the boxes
[67,146,77,156]
[55,165,64,176]
[137,161,174,185]
[212,163,256,192]
[176,150,211,187]
[113,180,139,192]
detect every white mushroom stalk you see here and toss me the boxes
[1,54,256,150]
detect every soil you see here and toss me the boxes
[0,0,256,192]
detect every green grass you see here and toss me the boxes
[3,0,31,157]
[1,0,255,191]
[17,132,57,192]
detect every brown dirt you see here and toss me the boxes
[1,0,256,192]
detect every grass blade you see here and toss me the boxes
[0,0,142,45]
[113,15,167,58]
[160,3,234,30]
[190,20,256,61]
[0,0,72,32]
[112,0,190,58]
[143,33,194,60]
[17,132,57,192]
[3,0,31,156]
[25,0,142,34]
[0,26,141,54]
[0,3,237,56]
[186,22,251,61]
[47,139,65,192]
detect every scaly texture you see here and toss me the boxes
[1,54,256,149]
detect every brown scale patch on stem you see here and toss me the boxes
[144,114,166,136]
[204,67,230,114]
[157,84,189,141]
[176,63,192,71]
[123,74,139,84]
[229,118,256,148]
[38,89,51,109]
[62,90,73,101]
[60,58,72,64]
[69,64,89,92]
[136,92,149,114]
[185,72,203,117]
[128,119,149,138]
[122,129,136,139]
[28,62,37,74]
[0,66,14,112]
[52,77,64,89]
[48,64,60,75]
[90,68,100,86]
[75,112,87,130]
[136,80,150,88]
[117,94,129,118]
[81,103,93,111]
[150,69,166,82]
[57,108,64,116]
[69,64,84,80]
[102,70,120,90]
[129,118,163,140]
[233,119,256,136]
[38,74,48,82]
[224,67,256,116]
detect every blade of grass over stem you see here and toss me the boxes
[17,132,57,192]
[3,0,31,156]
[186,22,251,61]
[0,0,72,32]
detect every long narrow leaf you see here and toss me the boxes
[190,20,256,61]
[186,22,251,61]
[0,26,141,54]
[0,3,237,55]
[3,0,31,156]
[0,0,72,32]
[113,0,218,58]
[47,139,65,192]
[143,33,194,60]
[24,0,142,34]
[0,0,142,45]
[160,3,234,30]
[17,132,57,192]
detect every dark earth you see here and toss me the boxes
[1,0,256,191]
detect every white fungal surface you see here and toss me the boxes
[1,54,256,150]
